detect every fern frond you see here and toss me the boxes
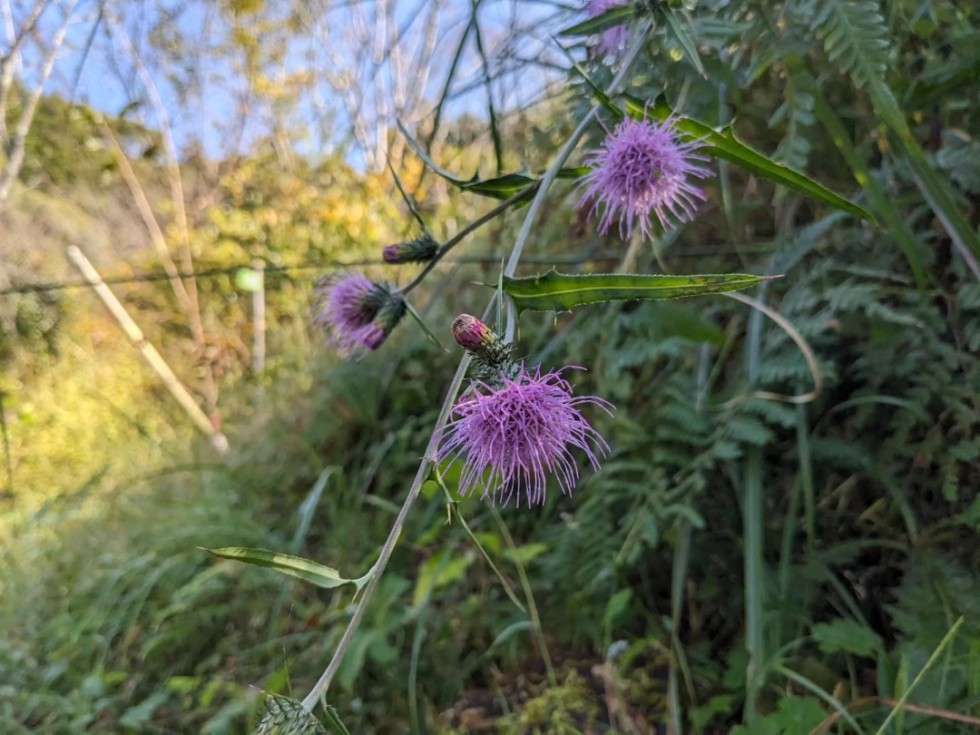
[810,0,890,90]
[770,70,817,170]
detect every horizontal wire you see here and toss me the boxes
[0,251,627,296]
[0,244,762,298]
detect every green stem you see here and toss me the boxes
[742,278,769,722]
[502,25,652,342]
[491,505,557,687]
[301,27,653,711]
[397,186,536,296]
[874,617,966,735]
[300,352,471,712]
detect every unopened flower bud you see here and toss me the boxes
[382,235,439,264]
[452,314,497,351]
[452,314,516,382]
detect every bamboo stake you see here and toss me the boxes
[66,246,228,453]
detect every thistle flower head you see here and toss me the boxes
[382,234,439,264]
[579,116,711,241]
[585,0,630,57]
[311,272,403,355]
[437,364,613,507]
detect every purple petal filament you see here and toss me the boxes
[438,365,613,507]
[579,116,711,241]
[312,272,386,356]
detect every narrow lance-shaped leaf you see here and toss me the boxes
[560,42,625,121]
[501,270,779,313]
[398,119,469,186]
[558,5,638,38]
[622,95,874,223]
[202,546,370,591]
[398,119,588,197]
[659,5,706,77]
[463,171,537,199]
[399,119,536,200]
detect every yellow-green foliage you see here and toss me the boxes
[3,302,178,510]
[499,672,601,735]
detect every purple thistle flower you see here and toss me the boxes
[579,116,712,241]
[311,272,399,356]
[437,365,613,507]
[585,0,630,58]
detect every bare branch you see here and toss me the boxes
[0,0,76,203]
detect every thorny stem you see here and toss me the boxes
[301,25,652,714]
[397,186,536,296]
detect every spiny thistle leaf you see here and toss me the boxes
[500,270,777,313]
[565,56,872,222]
[255,695,327,735]
[622,94,874,222]
[659,5,706,76]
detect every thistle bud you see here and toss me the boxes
[452,314,497,351]
[382,234,439,264]
[452,314,514,381]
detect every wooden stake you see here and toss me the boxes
[66,246,228,453]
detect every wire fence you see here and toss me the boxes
[0,252,631,297]
[0,244,767,298]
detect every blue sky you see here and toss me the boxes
[18,0,576,167]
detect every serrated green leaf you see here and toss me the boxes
[501,270,775,313]
[203,546,368,591]
[621,95,874,222]
[558,5,638,38]
[767,696,827,732]
[254,694,327,735]
[812,618,882,657]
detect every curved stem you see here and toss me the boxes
[302,24,652,714]
[503,29,651,342]
[301,352,472,712]
[397,186,536,296]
